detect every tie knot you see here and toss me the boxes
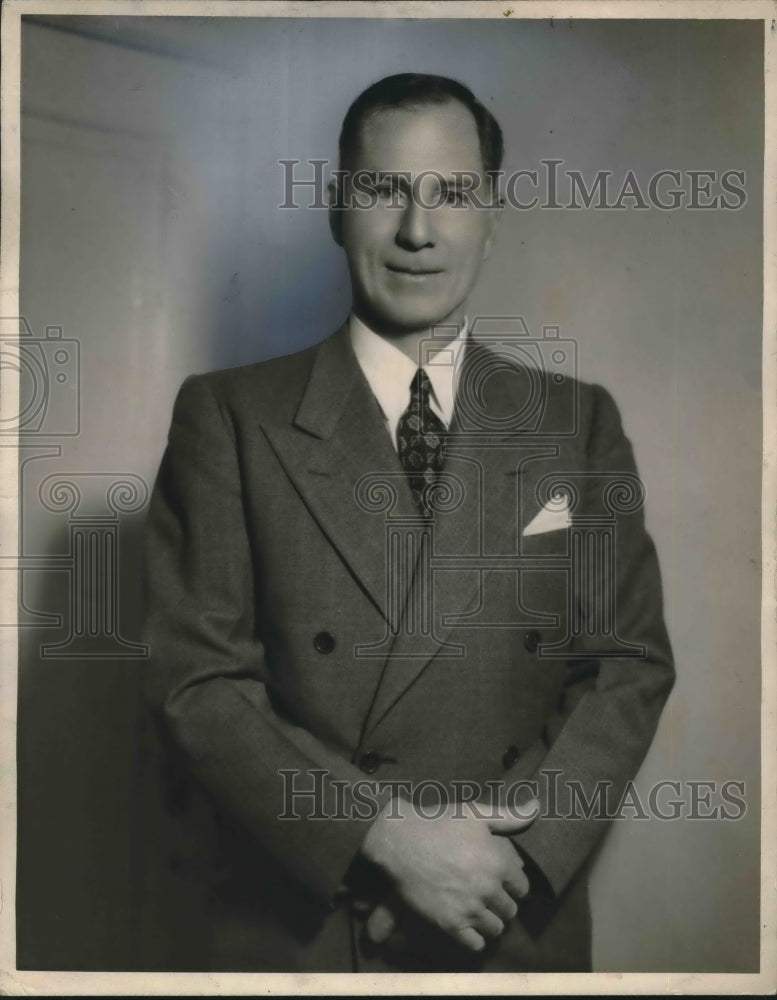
[410,367,432,401]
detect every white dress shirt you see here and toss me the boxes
[349,314,468,451]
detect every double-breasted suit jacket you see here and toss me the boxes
[142,323,675,972]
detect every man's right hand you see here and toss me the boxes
[360,796,539,953]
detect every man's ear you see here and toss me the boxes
[328,178,344,247]
[482,195,505,262]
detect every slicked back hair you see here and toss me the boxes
[338,73,504,182]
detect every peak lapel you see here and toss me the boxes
[261,327,418,627]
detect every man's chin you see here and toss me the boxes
[365,304,464,336]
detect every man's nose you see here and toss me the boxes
[395,198,436,250]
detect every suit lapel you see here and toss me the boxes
[262,327,418,627]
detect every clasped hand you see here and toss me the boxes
[359,796,539,953]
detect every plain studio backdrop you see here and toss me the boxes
[15,14,761,972]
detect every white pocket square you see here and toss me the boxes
[522,493,571,536]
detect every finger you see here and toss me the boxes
[503,867,531,901]
[485,887,519,922]
[485,798,540,835]
[472,907,505,939]
[454,926,487,952]
[491,834,531,898]
[366,903,397,943]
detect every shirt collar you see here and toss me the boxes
[349,314,468,429]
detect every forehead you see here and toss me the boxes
[355,100,484,176]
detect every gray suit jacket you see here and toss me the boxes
[142,324,675,971]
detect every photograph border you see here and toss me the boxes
[1,1,774,994]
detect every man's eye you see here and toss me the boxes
[376,183,402,201]
[445,189,467,207]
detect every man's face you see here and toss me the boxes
[331,100,502,334]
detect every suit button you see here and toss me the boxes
[524,630,542,653]
[359,752,381,775]
[502,745,520,769]
[313,631,335,654]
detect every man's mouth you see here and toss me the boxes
[385,264,444,277]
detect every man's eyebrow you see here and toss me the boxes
[440,173,482,189]
[372,172,482,187]
[374,171,412,187]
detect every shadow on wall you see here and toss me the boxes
[14,476,208,970]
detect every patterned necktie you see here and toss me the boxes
[396,368,447,515]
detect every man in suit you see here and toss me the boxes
[142,73,675,972]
